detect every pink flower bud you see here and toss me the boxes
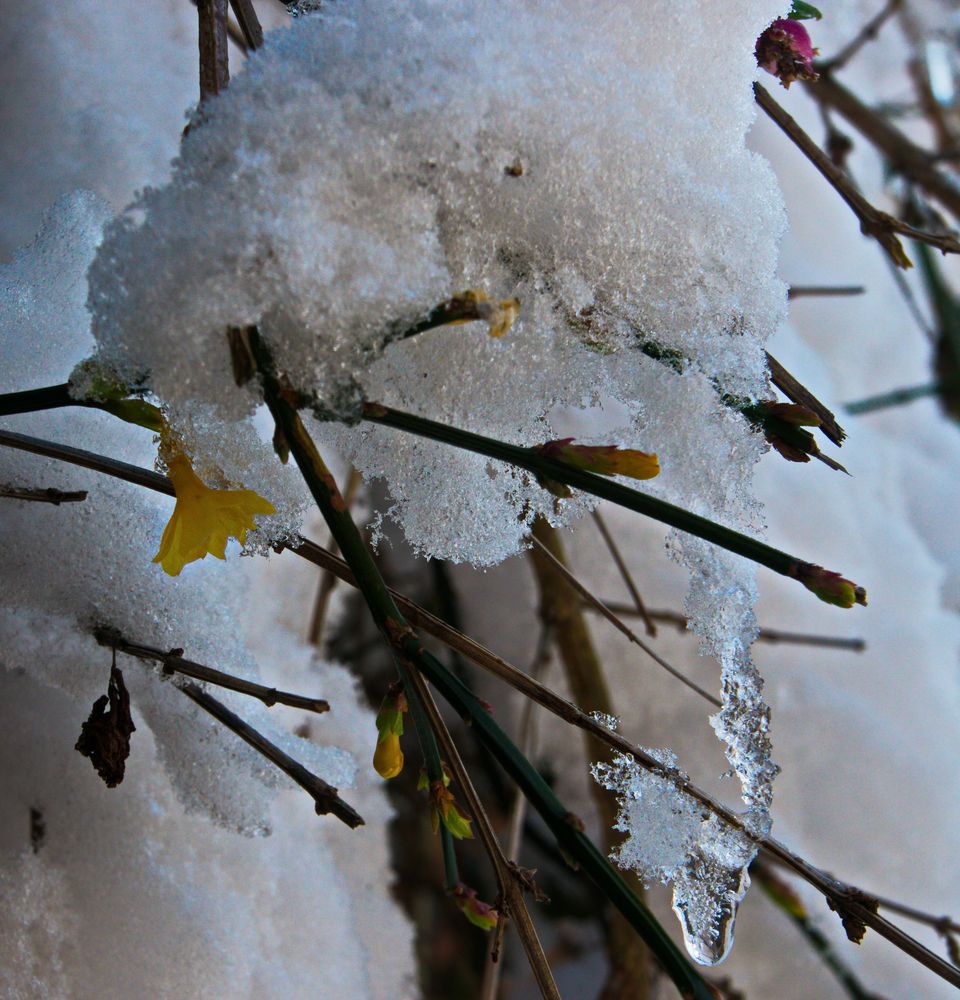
[756,19,819,88]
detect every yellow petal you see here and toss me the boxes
[373,733,404,779]
[154,450,276,577]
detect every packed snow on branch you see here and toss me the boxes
[0,192,416,998]
[7,0,796,971]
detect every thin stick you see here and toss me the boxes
[528,534,721,709]
[871,894,960,937]
[197,0,230,102]
[177,681,363,827]
[190,0,248,53]
[94,625,330,713]
[598,603,866,652]
[591,508,656,637]
[766,352,846,445]
[821,0,902,73]
[788,285,866,299]
[228,0,263,50]
[0,484,87,504]
[804,70,960,222]
[1,430,952,988]
[480,628,550,1000]
[755,83,960,266]
[407,668,561,1000]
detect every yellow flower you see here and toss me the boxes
[153,452,276,577]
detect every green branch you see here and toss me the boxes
[359,402,866,607]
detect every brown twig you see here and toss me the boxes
[528,519,651,1000]
[766,352,846,446]
[591,509,656,637]
[190,0,249,53]
[0,484,87,504]
[228,0,263,50]
[870,893,960,937]
[596,603,866,652]
[480,628,550,1000]
[820,0,903,74]
[405,666,561,1000]
[177,680,363,827]
[93,625,330,713]
[756,82,960,267]
[803,71,960,223]
[197,0,230,102]
[528,534,721,708]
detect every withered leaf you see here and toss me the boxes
[75,664,136,788]
[827,888,879,944]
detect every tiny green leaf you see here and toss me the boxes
[789,1,822,20]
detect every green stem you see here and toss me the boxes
[360,402,840,588]
[0,383,95,417]
[845,380,956,415]
[246,336,461,887]
[250,337,713,1000]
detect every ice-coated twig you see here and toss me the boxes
[406,667,561,1000]
[93,625,331,713]
[596,603,866,652]
[528,532,721,708]
[287,544,960,989]
[527,519,653,998]
[176,680,363,828]
[1,429,952,986]
[0,483,87,504]
[360,401,866,607]
[755,83,960,267]
[591,508,657,637]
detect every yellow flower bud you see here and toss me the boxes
[373,731,404,780]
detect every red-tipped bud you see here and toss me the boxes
[453,883,499,931]
[429,782,474,840]
[534,438,660,490]
[793,563,867,608]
